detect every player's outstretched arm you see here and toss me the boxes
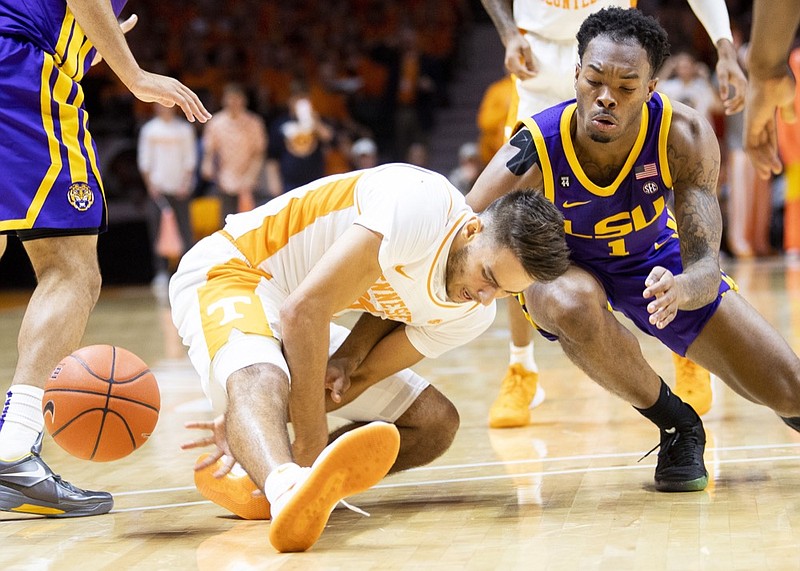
[280,225,384,466]
[480,0,537,79]
[466,127,544,212]
[744,0,800,179]
[685,0,746,114]
[644,102,722,329]
[66,0,211,123]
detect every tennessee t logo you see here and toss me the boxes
[207,296,252,325]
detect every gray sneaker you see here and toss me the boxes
[0,433,113,517]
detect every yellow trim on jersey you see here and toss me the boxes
[517,117,555,203]
[427,212,472,308]
[232,173,360,266]
[62,14,84,79]
[0,55,64,231]
[721,271,738,293]
[53,10,74,69]
[561,102,649,197]
[53,71,88,183]
[657,93,674,189]
[81,94,108,218]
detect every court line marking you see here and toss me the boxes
[112,500,209,513]
[405,442,800,472]
[374,454,800,489]
[109,453,800,513]
[111,442,800,499]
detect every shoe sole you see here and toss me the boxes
[655,471,709,492]
[194,453,270,520]
[268,422,401,553]
[0,484,112,517]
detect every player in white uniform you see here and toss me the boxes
[169,163,569,552]
[479,0,747,428]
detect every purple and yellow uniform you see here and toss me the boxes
[517,92,734,356]
[0,0,126,235]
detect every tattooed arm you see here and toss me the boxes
[466,127,544,212]
[643,100,722,328]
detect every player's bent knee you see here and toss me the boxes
[422,393,459,459]
[398,386,460,459]
[532,282,605,340]
[227,363,289,408]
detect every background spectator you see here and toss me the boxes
[201,83,267,220]
[137,104,198,289]
[448,142,483,195]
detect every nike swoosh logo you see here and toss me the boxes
[654,237,672,250]
[43,400,55,424]
[2,464,48,480]
[562,200,591,208]
[394,265,412,279]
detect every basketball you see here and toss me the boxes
[42,345,160,462]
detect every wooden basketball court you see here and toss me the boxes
[2,257,800,570]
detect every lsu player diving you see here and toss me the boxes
[467,7,800,494]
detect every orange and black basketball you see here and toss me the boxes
[42,345,160,462]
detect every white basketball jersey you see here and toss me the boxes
[514,0,635,41]
[218,164,496,358]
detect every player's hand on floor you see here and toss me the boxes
[182,415,234,477]
[643,266,680,329]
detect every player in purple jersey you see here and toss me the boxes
[0,0,210,517]
[467,7,800,493]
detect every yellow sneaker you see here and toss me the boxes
[194,453,271,520]
[488,364,543,428]
[672,353,713,416]
[268,421,400,553]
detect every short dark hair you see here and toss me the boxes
[481,189,570,283]
[577,7,670,78]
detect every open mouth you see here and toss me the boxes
[462,288,473,302]
[592,114,617,129]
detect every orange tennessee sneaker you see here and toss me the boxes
[268,421,400,553]
[194,454,270,520]
[672,353,713,416]
[489,363,544,428]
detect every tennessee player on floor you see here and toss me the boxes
[169,163,569,551]
[480,0,746,428]
[468,7,800,493]
[0,0,209,518]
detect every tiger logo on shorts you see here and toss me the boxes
[67,182,94,211]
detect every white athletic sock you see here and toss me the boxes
[265,462,307,517]
[509,342,537,372]
[0,385,44,461]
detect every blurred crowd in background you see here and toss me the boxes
[73,0,800,286]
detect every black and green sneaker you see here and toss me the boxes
[652,420,709,492]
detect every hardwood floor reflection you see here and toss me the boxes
[2,257,800,570]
